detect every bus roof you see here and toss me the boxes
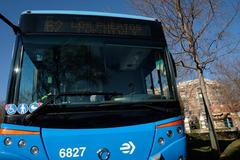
[21,10,157,22]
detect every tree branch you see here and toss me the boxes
[176,60,197,70]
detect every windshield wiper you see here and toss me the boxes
[97,102,176,113]
[55,91,122,96]
[23,91,122,124]
[46,91,122,104]
[37,91,122,105]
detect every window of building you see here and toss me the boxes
[224,117,234,128]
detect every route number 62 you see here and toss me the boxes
[59,147,86,158]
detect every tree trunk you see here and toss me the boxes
[198,70,220,153]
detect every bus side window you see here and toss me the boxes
[144,54,170,98]
[152,68,161,95]
[145,74,154,94]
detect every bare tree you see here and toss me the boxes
[131,0,240,152]
[215,59,240,111]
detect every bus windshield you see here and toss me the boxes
[15,36,174,105]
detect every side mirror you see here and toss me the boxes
[0,13,21,34]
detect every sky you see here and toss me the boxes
[0,0,138,102]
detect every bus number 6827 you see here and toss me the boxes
[59,147,86,158]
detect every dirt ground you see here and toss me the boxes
[187,132,240,160]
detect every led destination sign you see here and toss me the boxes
[20,15,152,37]
[44,18,151,36]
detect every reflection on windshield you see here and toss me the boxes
[17,36,173,104]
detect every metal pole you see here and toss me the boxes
[201,89,220,153]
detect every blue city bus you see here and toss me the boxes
[0,11,186,160]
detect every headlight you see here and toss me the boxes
[30,146,39,155]
[4,137,12,146]
[158,137,164,145]
[177,127,183,134]
[18,139,26,148]
[166,130,173,137]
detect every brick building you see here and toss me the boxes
[178,79,240,133]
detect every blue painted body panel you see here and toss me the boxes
[0,131,48,159]
[0,116,186,159]
[21,10,156,21]
[150,119,186,159]
[42,122,155,160]
[150,137,186,160]
[0,151,29,160]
